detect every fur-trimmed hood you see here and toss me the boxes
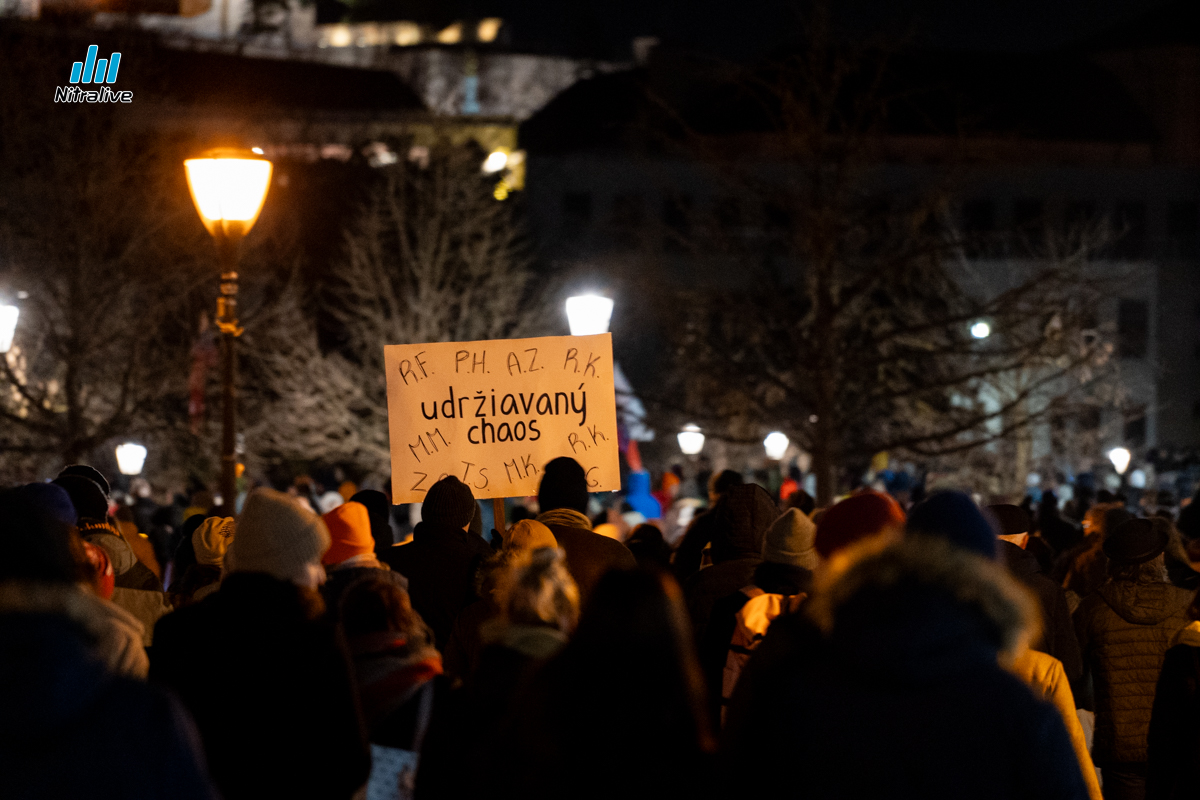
[809,537,1038,680]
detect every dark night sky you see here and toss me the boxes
[483,0,1177,60]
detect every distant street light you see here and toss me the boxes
[1108,447,1131,476]
[970,320,991,339]
[0,303,18,353]
[764,431,789,460]
[565,295,614,336]
[185,147,273,512]
[482,150,508,173]
[115,442,148,476]
[677,424,705,455]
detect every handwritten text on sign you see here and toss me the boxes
[385,334,620,503]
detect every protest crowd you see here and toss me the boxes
[3,456,1200,800]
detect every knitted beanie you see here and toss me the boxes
[19,482,77,527]
[52,474,109,522]
[422,476,478,530]
[57,464,111,497]
[225,488,330,582]
[814,491,906,559]
[537,457,589,514]
[322,501,375,565]
[907,490,999,560]
[506,519,558,550]
[762,508,819,570]
[193,517,236,568]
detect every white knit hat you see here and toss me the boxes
[225,488,330,584]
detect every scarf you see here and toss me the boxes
[537,508,592,531]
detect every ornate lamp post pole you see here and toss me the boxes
[184,148,272,510]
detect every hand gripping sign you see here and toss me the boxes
[385,334,620,503]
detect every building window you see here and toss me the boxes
[1167,200,1198,258]
[562,192,592,225]
[1112,202,1147,260]
[1117,299,1149,359]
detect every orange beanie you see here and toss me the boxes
[321,501,375,565]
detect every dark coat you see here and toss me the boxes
[1075,579,1193,765]
[672,484,778,586]
[0,609,216,800]
[543,522,636,604]
[1148,634,1200,800]
[722,538,1088,800]
[1001,540,1084,698]
[150,573,369,800]
[381,520,494,649]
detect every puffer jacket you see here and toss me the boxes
[1075,579,1193,765]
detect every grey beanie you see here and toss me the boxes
[225,488,330,583]
[762,508,819,570]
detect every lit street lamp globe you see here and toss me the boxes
[677,424,705,455]
[970,321,991,339]
[1108,447,1131,476]
[115,442,148,476]
[764,431,789,460]
[565,295,614,336]
[184,149,273,239]
[0,304,18,353]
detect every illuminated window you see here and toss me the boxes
[437,22,462,44]
[394,21,421,46]
[477,18,502,42]
[324,25,352,47]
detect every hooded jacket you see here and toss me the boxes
[1148,621,1200,800]
[723,538,1087,800]
[0,605,216,800]
[82,525,171,646]
[1075,579,1193,765]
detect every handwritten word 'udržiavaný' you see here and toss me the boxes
[418,384,588,440]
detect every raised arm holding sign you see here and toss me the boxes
[384,334,621,506]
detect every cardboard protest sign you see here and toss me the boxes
[385,334,620,503]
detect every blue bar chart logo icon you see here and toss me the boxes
[69,45,121,84]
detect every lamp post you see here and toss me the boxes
[115,442,148,476]
[565,294,614,336]
[0,303,17,353]
[184,148,272,511]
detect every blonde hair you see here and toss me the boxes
[494,547,580,633]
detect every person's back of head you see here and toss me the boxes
[626,523,671,570]
[708,469,743,505]
[50,474,108,526]
[0,486,84,585]
[321,502,376,566]
[537,457,590,515]
[785,489,816,516]
[988,503,1031,550]
[1104,517,1170,584]
[226,488,330,588]
[906,491,999,560]
[421,475,478,531]
[710,483,778,563]
[56,465,111,498]
[495,547,579,633]
[350,490,394,554]
[339,573,430,646]
[762,508,819,570]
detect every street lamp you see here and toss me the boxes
[1108,447,1131,476]
[184,148,273,512]
[0,303,17,353]
[764,431,789,460]
[677,424,705,455]
[970,320,991,339]
[565,295,614,336]
[115,442,148,476]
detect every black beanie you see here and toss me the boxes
[51,474,109,523]
[57,464,111,498]
[422,476,477,530]
[907,490,999,560]
[537,457,589,514]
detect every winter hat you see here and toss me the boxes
[814,491,906,559]
[1102,507,1134,537]
[506,519,558,550]
[51,474,109,522]
[18,482,77,527]
[322,502,375,565]
[987,504,1031,537]
[537,457,590,515]
[907,490,998,560]
[225,488,330,582]
[1103,517,1167,565]
[193,517,235,568]
[422,475,478,530]
[317,490,345,514]
[351,490,394,553]
[57,464,111,498]
[762,508,819,570]
[711,484,780,562]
